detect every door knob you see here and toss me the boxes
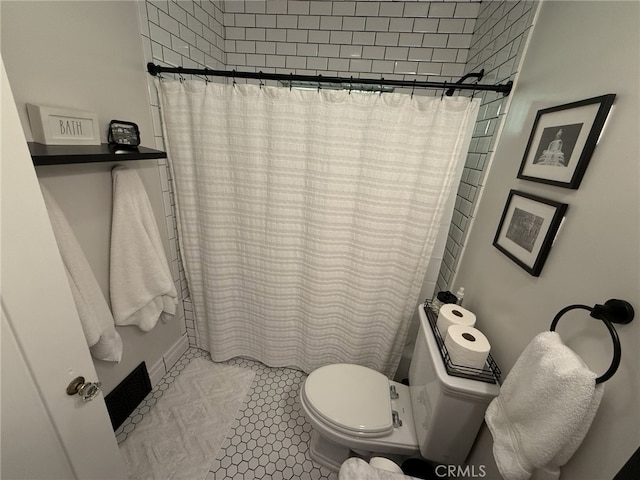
[66,376,102,402]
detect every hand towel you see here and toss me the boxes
[110,166,177,331]
[40,185,123,362]
[338,458,417,480]
[485,331,603,480]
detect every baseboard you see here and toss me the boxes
[148,358,166,388]
[163,333,189,372]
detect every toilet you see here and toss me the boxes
[300,305,501,472]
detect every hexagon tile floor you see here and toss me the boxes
[116,347,336,480]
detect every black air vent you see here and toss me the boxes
[104,362,152,430]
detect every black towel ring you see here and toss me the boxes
[550,299,634,384]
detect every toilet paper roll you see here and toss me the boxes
[444,324,491,370]
[436,303,476,336]
[369,457,403,474]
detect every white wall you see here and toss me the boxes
[456,2,640,479]
[1,1,187,394]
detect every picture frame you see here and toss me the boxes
[493,190,568,277]
[26,104,101,145]
[517,94,615,189]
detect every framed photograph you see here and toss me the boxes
[26,104,100,145]
[517,94,615,189]
[493,190,568,277]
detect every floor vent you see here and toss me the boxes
[105,362,152,431]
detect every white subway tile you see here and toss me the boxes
[375,32,400,46]
[371,59,395,73]
[286,55,307,69]
[297,43,318,57]
[355,2,379,17]
[394,61,418,74]
[307,56,328,70]
[224,0,245,14]
[320,16,342,30]
[285,1,308,15]
[455,2,481,19]
[432,48,458,62]
[398,33,424,47]
[429,3,456,18]
[309,1,332,15]
[349,59,372,72]
[266,55,286,68]
[187,14,203,35]
[256,41,276,55]
[422,33,448,48]
[298,15,320,29]
[389,18,414,33]
[236,40,256,53]
[225,26,245,40]
[413,18,439,33]
[379,2,404,17]
[328,57,349,71]
[246,27,266,41]
[308,30,330,43]
[287,29,308,43]
[189,46,205,64]
[403,2,429,18]
[245,1,266,14]
[330,31,352,44]
[384,47,409,60]
[151,40,164,61]
[318,44,340,57]
[266,0,288,14]
[441,62,465,77]
[332,1,356,16]
[351,31,375,45]
[266,28,287,42]
[366,17,390,32]
[447,34,473,49]
[235,13,256,27]
[277,14,298,29]
[168,1,187,25]
[362,46,386,59]
[146,3,159,25]
[417,62,442,75]
[223,12,235,26]
[276,42,297,55]
[149,0,168,14]
[342,16,366,31]
[340,45,363,58]
[226,52,246,65]
[256,14,277,28]
[408,47,433,61]
[438,19,466,34]
[150,22,172,48]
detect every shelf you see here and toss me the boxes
[29,142,166,166]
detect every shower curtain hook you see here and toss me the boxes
[178,68,185,83]
[441,81,447,100]
[232,70,236,88]
[349,76,353,95]
[289,72,293,91]
[471,82,478,101]
[204,68,209,85]
[259,71,264,89]
[411,79,416,99]
[379,77,384,96]
[317,74,322,93]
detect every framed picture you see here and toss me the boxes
[493,190,568,277]
[517,94,615,189]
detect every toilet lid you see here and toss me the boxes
[304,364,393,435]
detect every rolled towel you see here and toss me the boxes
[110,166,177,331]
[40,185,122,362]
[485,331,603,480]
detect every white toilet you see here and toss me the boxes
[300,305,500,472]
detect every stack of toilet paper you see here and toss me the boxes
[436,304,490,370]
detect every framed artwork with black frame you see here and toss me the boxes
[517,94,616,189]
[493,190,568,277]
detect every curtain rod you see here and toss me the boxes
[146,63,512,96]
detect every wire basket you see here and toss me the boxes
[423,301,501,384]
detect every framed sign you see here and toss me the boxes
[516,94,615,189]
[27,104,100,145]
[493,190,568,277]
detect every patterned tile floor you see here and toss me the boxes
[116,347,336,480]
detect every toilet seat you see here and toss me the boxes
[302,364,393,437]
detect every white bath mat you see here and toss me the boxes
[119,358,255,480]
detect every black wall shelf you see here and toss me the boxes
[29,142,166,166]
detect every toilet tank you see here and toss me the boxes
[408,305,500,465]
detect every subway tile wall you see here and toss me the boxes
[436,0,539,293]
[137,0,538,345]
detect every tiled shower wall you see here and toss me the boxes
[436,0,539,292]
[137,0,538,346]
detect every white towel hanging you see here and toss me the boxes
[110,166,177,331]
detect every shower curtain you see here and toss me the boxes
[159,80,478,377]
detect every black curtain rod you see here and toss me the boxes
[146,63,512,96]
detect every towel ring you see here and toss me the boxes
[550,299,634,384]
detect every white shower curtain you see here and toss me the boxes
[159,80,478,377]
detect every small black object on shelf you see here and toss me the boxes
[550,299,634,384]
[108,120,141,148]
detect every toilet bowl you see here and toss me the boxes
[300,304,501,472]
